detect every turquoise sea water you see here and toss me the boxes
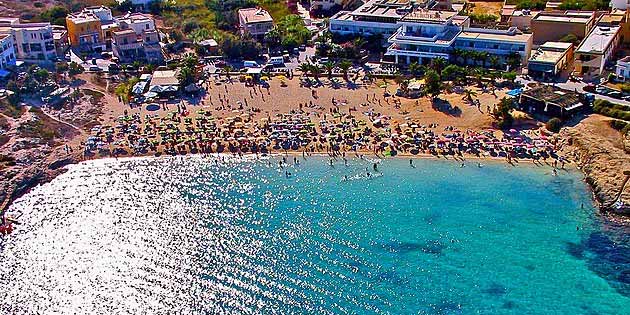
[1,156,629,314]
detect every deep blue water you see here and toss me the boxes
[1,155,629,314]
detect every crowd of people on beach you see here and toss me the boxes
[83,77,569,172]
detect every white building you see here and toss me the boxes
[117,12,156,35]
[329,0,413,38]
[238,8,274,39]
[611,0,630,9]
[0,22,56,63]
[386,10,463,64]
[83,6,113,22]
[382,9,531,66]
[0,34,16,70]
[616,56,630,81]
[454,27,533,66]
[574,25,621,77]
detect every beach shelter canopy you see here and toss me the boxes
[133,81,148,95]
[246,68,263,74]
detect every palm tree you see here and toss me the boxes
[298,63,311,77]
[473,67,485,87]
[338,60,352,80]
[222,65,233,80]
[489,55,501,70]
[463,89,477,104]
[506,52,521,71]
[323,61,336,78]
[353,37,366,50]
[408,61,422,78]
[430,57,447,74]
[311,64,322,80]
[451,48,464,65]
[178,66,195,87]
[472,51,488,67]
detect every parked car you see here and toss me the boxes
[299,45,306,51]
[88,66,101,72]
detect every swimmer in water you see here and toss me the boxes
[410,159,415,168]
[552,169,558,176]
[460,163,465,168]
[477,162,482,168]
[373,163,378,172]
[342,175,348,181]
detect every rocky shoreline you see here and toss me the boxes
[2,133,629,221]
[560,118,630,217]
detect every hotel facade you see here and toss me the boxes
[330,2,533,66]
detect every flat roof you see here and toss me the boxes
[150,70,179,86]
[532,11,594,24]
[113,29,135,36]
[238,8,273,23]
[6,22,51,29]
[599,14,624,25]
[576,25,620,54]
[331,11,354,21]
[522,85,582,109]
[352,0,410,19]
[529,48,566,64]
[401,10,458,23]
[458,28,532,43]
[67,12,100,24]
[540,41,573,50]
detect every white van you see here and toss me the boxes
[269,56,284,66]
[243,61,259,68]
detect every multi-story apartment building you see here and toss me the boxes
[66,10,106,51]
[329,0,414,38]
[111,12,162,63]
[453,27,533,66]
[112,28,162,64]
[615,56,630,81]
[574,19,622,77]
[238,8,274,39]
[527,42,574,79]
[530,11,596,44]
[51,25,69,57]
[386,10,462,64]
[0,22,56,63]
[0,34,16,70]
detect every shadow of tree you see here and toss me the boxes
[432,98,462,117]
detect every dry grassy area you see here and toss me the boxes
[469,1,504,16]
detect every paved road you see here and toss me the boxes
[517,76,630,107]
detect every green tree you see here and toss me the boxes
[492,97,515,129]
[338,60,352,80]
[424,69,442,101]
[502,71,517,83]
[442,64,467,84]
[114,77,139,104]
[408,62,422,77]
[506,52,522,71]
[430,57,447,74]
[463,88,477,104]
[178,67,196,87]
[546,118,563,133]
[322,61,336,78]
[39,6,68,26]
[558,34,579,45]
[298,63,311,76]
[68,61,83,79]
